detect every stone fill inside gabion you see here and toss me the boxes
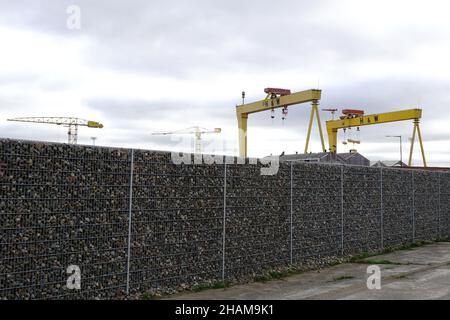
[292,163,342,267]
[224,160,290,281]
[381,169,414,247]
[0,139,449,299]
[413,171,440,241]
[0,140,131,299]
[343,166,382,256]
[129,150,225,294]
[440,173,450,236]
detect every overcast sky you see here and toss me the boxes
[1,0,450,166]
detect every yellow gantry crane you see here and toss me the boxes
[152,126,221,154]
[236,88,326,158]
[7,117,104,144]
[326,109,426,167]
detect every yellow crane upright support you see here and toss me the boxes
[326,109,427,167]
[236,88,326,158]
[7,117,104,144]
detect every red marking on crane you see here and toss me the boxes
[264,88,291,95]
[342,109,365,115]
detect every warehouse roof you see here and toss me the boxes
[280,151,370,166]
[371,160,407,167]
[280,152,332,161]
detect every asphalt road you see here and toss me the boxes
[169,242,450,300]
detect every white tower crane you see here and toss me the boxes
[152,126,221,154]
[7,117,104,144]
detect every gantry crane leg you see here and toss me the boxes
[237,114,248,158]
[408,120,427,167]
[416,121,427,167]
[315,103,327,153]
[408,122,417,167]
[304,100,326,154]
[304,105,315,154]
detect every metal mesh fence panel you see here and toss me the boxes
[0,140,130,299]
[342,166,382,256]
[1,139,450,299]
[413,171,440,241]
[291,162,342,267]
[381,168,414,247]
[224,159,290,281]
[440,173,450,237]
[128,151,224,294]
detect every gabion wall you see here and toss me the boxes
[1,139,449,299]
[292,163,342,267]
[0,140,131,299]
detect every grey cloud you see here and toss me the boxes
[85,97,237,125]
[3,0,439,77]
[246,77,450,127]
[323,79,450,114]
[0,122,68,142]
[87,98,180,120]
[99,128,185,146]
[84,2,449,77]
[1,1,450,164]
[0,73,40,85]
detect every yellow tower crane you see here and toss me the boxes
[7,117,104,145]
[326,109,426,167]
[152,126,221,154]
[236,88,326,158]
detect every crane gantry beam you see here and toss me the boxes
[7,117,103,144]
[326,108,426,167]
[236,89,326,158]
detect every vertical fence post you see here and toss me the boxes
[290,162,293,265]
[438,172,441,238]
[447,174,450,236]
[222,161,227,282]
[412,171,415,242]
[126,149,135,295]
[380,167,384,250]
[341,165,344,256]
